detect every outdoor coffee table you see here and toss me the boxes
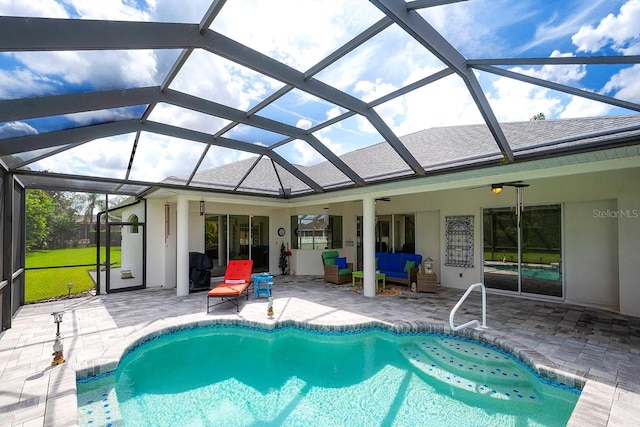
[352,271,386,292]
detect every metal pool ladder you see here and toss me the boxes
[449,282,488,331]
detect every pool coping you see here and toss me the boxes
[59,316,614,426]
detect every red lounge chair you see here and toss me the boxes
[207,260,253,312]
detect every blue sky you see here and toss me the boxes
[0,0,638,183]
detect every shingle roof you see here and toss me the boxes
[176,114,640,197]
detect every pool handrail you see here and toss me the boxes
[449,282,488,331]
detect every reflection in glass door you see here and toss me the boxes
[205,214,227,277]
[357,216,363,271]
[250,216,269,272]
[205,214,269,275]
[483,204,562,297]
[376,215,391,252]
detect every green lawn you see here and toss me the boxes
[25,247,121,303]
[26,247,120,268]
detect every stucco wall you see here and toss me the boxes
[564,199,619,308]
[142,166,639,316]
[145,199,173,289]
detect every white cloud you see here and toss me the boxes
[149,104,229,135]
[325,107,342,121]
[290,139,323,166]
[486,73,565,122]
[354,78,398,104]
[572,0,640,54]
[602,64,640,103]
[373,73,482,135]
[63,107,140,126]
[0,65,62,98]
[33,133,134,177]
[64,0,152,20]
[559,96,613,118]
[170,49,280,112]
[537,51,586,84]
[0,0,68,18]
[210,0,382,72]
[13,50,159,89]
[523,2,610,53]
[313,131,344,159]
[0,121,38,139]
[128,132,205,181]
[296,119,312,130]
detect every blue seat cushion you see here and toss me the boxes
[385,271,407,280]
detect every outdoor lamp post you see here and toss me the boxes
[51,311,66,365]
[67,282,73,297]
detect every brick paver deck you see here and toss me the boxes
[1,276,639,426]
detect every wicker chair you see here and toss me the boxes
[321,250,353,284]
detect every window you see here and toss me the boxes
[128,214,139,234]
[291,214,342,249]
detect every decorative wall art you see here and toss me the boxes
[445,215,474,268]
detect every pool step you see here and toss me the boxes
[401,338,542,403]
[427,337,533,385]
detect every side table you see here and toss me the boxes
[416,272,437,293]
[254,274,273,299]
[352,271,386,292]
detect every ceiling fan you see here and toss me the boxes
[489,181,529,194]
[375,197,391,202]
[465,181,527,193]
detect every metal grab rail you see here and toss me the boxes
[449,282,488,331]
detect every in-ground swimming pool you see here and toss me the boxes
[77,325,579,426]
[489,264,561,281]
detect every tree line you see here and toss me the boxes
[26,190,121,251]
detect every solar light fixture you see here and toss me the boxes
[51,311,66,365]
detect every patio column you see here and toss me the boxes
[176,197,189,297]
[363,196,376,297]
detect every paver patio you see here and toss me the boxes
[1,276,639,426]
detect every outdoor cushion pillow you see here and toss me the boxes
[336,257,348,269]
[324,258,336,266]
[404,260,415,273]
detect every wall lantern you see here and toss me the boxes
[200,201,205,216]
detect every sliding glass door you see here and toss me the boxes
[483,204,562,298]
[205,214,269,276]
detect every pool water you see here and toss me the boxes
[77,326,579,426]
[490,264,561,281]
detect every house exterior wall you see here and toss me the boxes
[141,166,640,317]
[416,210,440,277]
[118,201,144,290]
[188,205,204,253]
[617,168,640,317]
[564,199,619,308]
[146,199,172,289]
